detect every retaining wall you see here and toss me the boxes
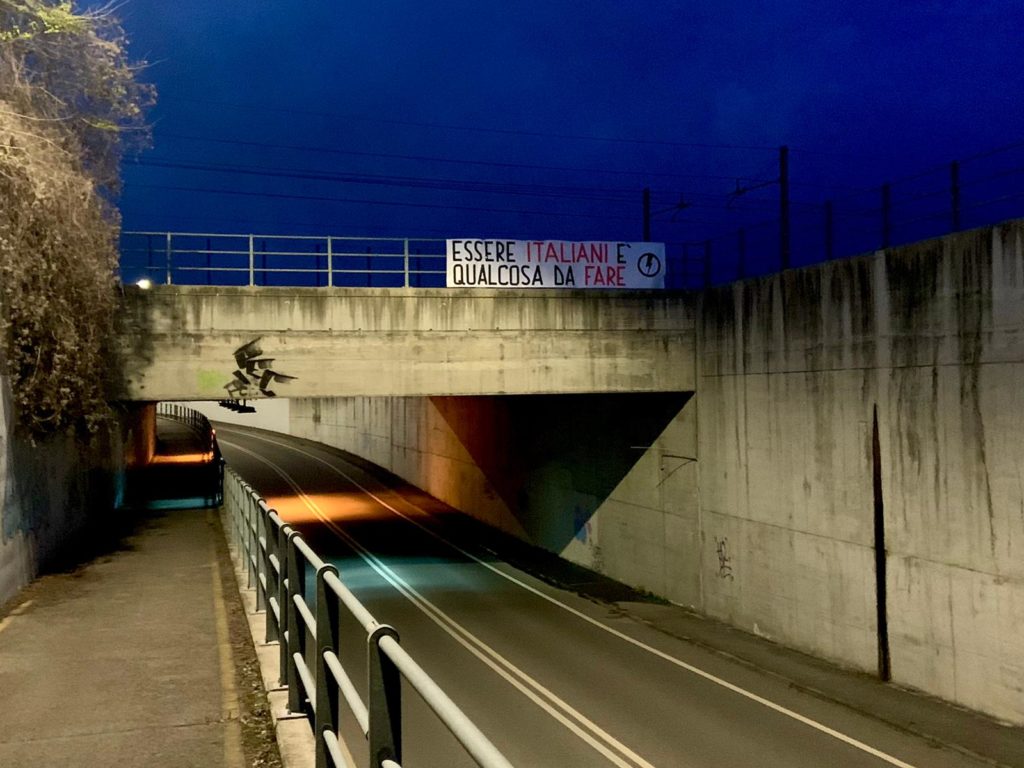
[0,376,127,607]
[289,222,1024,724]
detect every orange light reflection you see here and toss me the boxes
[266,493,393,525]
[149,452,214,465]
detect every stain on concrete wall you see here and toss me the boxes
[700,222,1024,724]
[0,375,126,607]
[286,220,1023,726]
[289,392,698,604]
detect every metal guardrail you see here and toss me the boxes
[119,231,704,290]
[121,232,448,288]
[156,403,225,506]
[224,468,514,768]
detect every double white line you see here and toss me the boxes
[224,438,657,768]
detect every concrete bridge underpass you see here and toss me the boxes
[114,287,696,402]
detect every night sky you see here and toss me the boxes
[117,1,1024,284]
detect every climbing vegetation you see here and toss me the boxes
[0,0,154,438]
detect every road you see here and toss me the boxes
[217,424,998,768]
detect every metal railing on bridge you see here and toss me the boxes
[224,468,514,768]
[119,231,703,289]
[121,232,449,288]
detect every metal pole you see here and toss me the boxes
[951,161,961,232]
[286,531,305,713]
[825,201,834,261]
[368,625,402,767]
[643,188,651,241]
[327,237,333,288]
[404,238,411,287]
[882,183,892,248]
[248,235,255,286]
[779,145,790,270]
[165,232,173,285]
[315,563,341,768]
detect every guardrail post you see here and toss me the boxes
[165,232,173,285]
[264,513,280,642]
[286,530,306,712]
[248,234,256,286]
[255,504,269,613]
[247,495,258,590]
[278,524,293,686]
[403,238,410,287]
[368,625,402,767]
[315,563,340,768]
[327,237,334,288]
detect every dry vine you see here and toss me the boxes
[0,1,153,439]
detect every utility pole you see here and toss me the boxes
[643,187,651,241]
[779,145,790,270]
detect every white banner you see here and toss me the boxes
[446,239,666,289]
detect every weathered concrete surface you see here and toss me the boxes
[115,287,696,401]
[0,380,32,607]
[290,221,1024,725]
[698,222,1024,724]
[0,376,127,608]
[290,393,695,591]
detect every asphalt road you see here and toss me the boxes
[217,424,1001,768]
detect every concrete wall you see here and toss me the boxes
[0,380,33,606]
[290,394,696,596]
[115,287,696,401]
[288,222,1024,725]
[0,375,128,607]
[699,222,1024,724]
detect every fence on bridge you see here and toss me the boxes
[120,141,1024,290]
[120,234,450,289]
[224,467,513,768]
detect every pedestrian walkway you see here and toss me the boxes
[0,507,252,768]
[122,416,222,510]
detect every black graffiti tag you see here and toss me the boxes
[224,338,298,399]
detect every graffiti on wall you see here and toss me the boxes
[223,338,297,399]
[714,536,734,581]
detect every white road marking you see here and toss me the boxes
[221,428,921,768]
[223,438,659,768]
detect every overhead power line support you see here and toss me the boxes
[779,145,790,270]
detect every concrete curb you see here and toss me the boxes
[221,511,317,768]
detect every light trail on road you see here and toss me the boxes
[218,425,995,768]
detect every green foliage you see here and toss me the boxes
[0,1,153,439]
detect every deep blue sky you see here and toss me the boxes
[117,1,1024,280]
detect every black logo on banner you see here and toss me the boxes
[638,251,662,278]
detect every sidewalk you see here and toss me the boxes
[0,506,280,768]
